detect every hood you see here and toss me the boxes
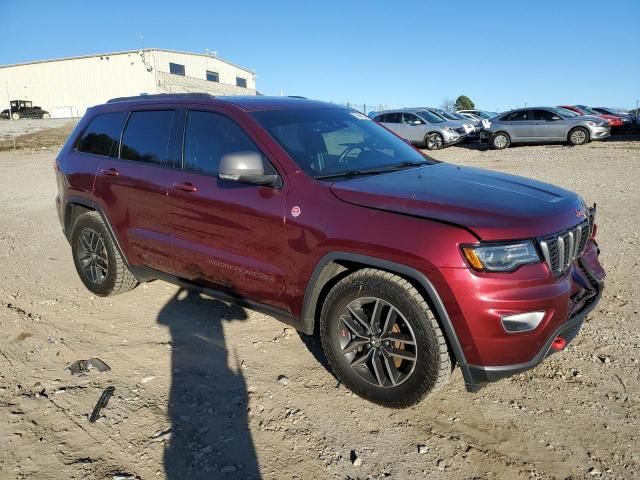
[329,164,586,240]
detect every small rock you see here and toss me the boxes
[589,467,602,476]
[417,444,428,454]
[277,375,290,386]
[140,375,156,384]
[437,459,446,471]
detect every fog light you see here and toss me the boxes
[501,311,545,333]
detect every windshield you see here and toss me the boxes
[415,110,445,123]
[431,109,457,121]
[576,105,600,115]
[548,107,574,119]
[252,108,436,179]
[557,107,578,117]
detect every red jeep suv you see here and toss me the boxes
[55,94,605,407]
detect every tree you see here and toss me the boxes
[440,97,456,112]
[455,95,475,111]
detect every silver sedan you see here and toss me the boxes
[483,107,610,149]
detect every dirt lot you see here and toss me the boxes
[0,130,639,480]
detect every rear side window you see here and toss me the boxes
[76,112,126,157]
[377,113,401,123]
[183,110,270,176]
[121,110,175,165]
[503,111,529,121]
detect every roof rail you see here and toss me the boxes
[106,93,215,103]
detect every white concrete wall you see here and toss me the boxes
[0,49,256,117]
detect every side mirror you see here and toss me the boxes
[219,151,280,187]
[411,120,423,126]
[549,116,561,121]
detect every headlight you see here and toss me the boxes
[585,121,596,127]
[461,241,540,272]
[444,127,456,133]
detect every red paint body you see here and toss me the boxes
[55,96,605,381]
[559,105,624,127]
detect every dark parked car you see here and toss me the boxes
[55,94,605,407]
[591,107,634,127]
[0,100,50,120]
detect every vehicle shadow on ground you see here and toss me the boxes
[157,288,261,479]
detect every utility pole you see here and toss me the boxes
[5,81,15,149]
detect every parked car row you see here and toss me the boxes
[370,104,635,150]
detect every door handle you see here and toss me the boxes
[173,182,198,193]
[101,168,120,177]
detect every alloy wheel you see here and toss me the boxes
[571,129,587,145]
[77,228,109,284]
[494,134,508,149]
[428,134,443,150]
[337,297,418,387]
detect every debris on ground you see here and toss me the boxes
[67,358,111,375]
[89,386,115,423]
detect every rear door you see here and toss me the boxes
[93,108,177,270]
[163,108,289,311]
[502,110,534,140]
[531,109,566,140]
[375,112,404,138]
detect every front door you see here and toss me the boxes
[163,109,289,311]
[530,109,566,140]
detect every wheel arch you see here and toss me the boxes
[63,196,132,269]
[300,252,471,382]
[568,125,590,143]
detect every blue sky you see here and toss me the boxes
[1,0,639,111]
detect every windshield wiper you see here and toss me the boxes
[315,169,367,180]
[315,161,429,180]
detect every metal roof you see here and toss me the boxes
[0,48,254,74]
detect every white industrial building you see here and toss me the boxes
[0,48,257,117]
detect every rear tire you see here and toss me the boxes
[491,132,510,150]
[320,269,451,408]
[568,127,589,146]
[71,211,138,296]
[424,132,444,150]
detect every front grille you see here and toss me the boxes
[539,221,590,275]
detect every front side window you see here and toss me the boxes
[236,77,247,88]
[416,110,445,123]
[169,63,185,76]
[206,71,219,82]
[76,112,126,157]
[532,109,555,121]
[120,110,175,165]
[402,113,423,124]
[183,110,273,176]
[253,108,435,178]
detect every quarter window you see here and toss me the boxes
[76,112,126,157]
[120,110,175,165]
[236,77,247,88]
[169,63,185,76]
[183,110,273,176]
[206,71,219,82]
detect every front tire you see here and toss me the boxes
[491,132,510,150]
[71,211,138,296]
[11,112,20,120]
[42,113,51,119]
[568,127,589,146]
[320,269,451,408]
[424,132,444,150]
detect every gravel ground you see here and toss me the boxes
[0,134,639,480]
[0,118,75,142]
